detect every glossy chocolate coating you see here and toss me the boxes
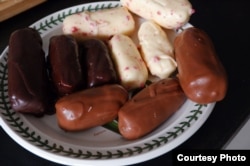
[79,39,118,88]
[48,35,84,96]
[8,28,52,115]
[174,27,228,104]
[118,78,186,140]
[55,84,128,131]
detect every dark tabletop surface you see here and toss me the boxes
[1,0,250,165]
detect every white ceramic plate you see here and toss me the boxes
[0,1,215,166]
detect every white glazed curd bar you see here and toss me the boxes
[138,21,177,79]
[109,34,148,90]
[121,0,194,29]
[62,7,135,38]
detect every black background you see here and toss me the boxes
[1,0,250,165]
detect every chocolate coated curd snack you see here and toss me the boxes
[174,27,228,104]
[48,35,84,96]
[55,84,128,131]
[138,21,177,79]
[62,7,135,39]
[79,39,118,88]
[8,28,52,115]
[121,0,194,29]
[118,78,186,140]
[109,34,148,90]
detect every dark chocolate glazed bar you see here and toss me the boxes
[48,35,85,96]
[8,28,52,115]
[79,38,119,88]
